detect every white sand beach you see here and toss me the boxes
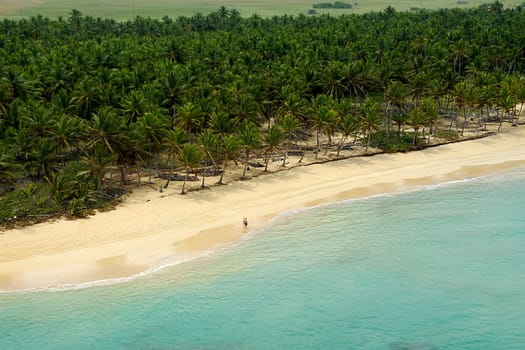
[1,128,525,291]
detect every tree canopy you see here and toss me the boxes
[1,3,525,225]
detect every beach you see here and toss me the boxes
[1,128,525,291]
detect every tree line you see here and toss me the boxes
[1,3,524,225]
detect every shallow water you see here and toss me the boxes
[1,168,525,349]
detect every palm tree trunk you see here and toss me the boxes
[217,155,229,185]
[181,167,189,194]
[242,151,249,178]
[201,156,208,188]
[282,135,290,167]
[136,166,142,187]
[200,169,206,188]
[164,162,174,188]
[461,107,467,136]
[120,166,128,186]
[264,151,270,172]
[315,129,320,160]
[515,105,522,126]
[336,135,347,157]
[299,143,306,163]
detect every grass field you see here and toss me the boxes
[0,0,522,20]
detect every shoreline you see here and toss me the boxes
[1,128,525,291]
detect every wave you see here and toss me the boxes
[0,250,221,295]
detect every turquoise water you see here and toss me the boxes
[1,168,525,350]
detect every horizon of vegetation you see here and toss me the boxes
[0,0,524,20]
[0,2,525,228]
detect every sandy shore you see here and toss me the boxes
[1,128,525,291]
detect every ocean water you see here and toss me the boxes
[1,168,525,350]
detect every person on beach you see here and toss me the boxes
[243,217,248,227]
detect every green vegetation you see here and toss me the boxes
[1,3,525,227]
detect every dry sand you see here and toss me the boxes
[1,128,525,291]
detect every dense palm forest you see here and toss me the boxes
[1,2,525,226]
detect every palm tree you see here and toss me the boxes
[217,135,239,185]
[263,125,283,172]
[79,144,117,191]
[420,98,440,138]
[86,106,126,155]
[26,139,59,179]
[160,70,185,122]
[391,111,408,139]
[176,102,204,136]
[513,80,525,126]
[497,94,517,132]
[279,113,302,166]
[197,128,218,188]
[50,114,85,156]
[177,143,203,195]
[360,98,382,152]
[341,60,371,99]
[121,90,148,125]
[278,93,309,124]
[0,81,13,118]
[231,94,259,126]
[336,114,359,156]
[237,120,261,178]
[310,104,339,159]
[1,67,35,100]
[163,127,189,188]
[317,61,347,99]
[72,78,101,120]
[407,106,427,146]
[133,111,167,179]
[208,111,233,137]
[86,106,131,184]
[385,80,408,138]
[0,151,20,185]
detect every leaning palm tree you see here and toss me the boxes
[310,104,339,159]
[237,120,261,178]
[498,94,517,132]
[263,125,283,172]
[79,144,117,191]
[197,128,219,188]
[163,127,189,188]
[360,97,382,152]
[336,114,359,157]
[407,106,427,146]
[279,113,301,167]
[217,135,239,185]
[176,143,203,195]
[420,98,440,139]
